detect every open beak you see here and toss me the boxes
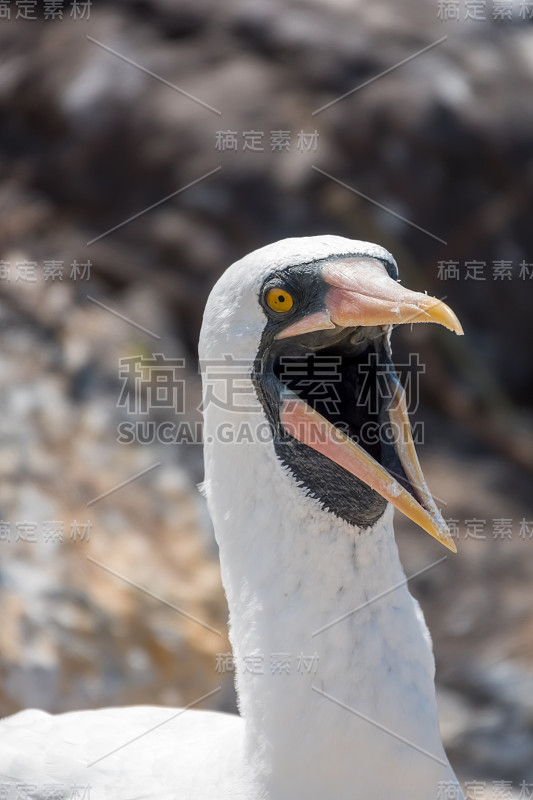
[278,257,463,553]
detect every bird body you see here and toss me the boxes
[0,706,245,798]
[0,236,465,800]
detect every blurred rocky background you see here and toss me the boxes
[0,0,532,793]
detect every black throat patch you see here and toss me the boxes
[251,257,406,530]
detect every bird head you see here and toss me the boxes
[199,236,463,552]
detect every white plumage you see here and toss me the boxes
[0,236,464,800]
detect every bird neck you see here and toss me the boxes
[204,431,454,800]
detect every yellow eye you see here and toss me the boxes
[266,288,294,313]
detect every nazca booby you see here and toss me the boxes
[0,236,465,800]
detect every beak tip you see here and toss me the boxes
[422,298,464,337]
[449,317,464,337]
